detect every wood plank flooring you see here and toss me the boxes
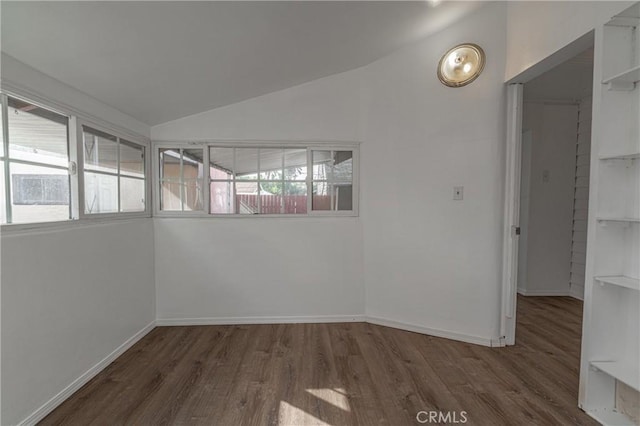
[40,296,597,425]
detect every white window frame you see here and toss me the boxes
[152,141,360,218]
[0,92,75,226]
[77,120,151,220]
[0,86,151,232]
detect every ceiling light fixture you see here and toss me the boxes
[437,43,485,88]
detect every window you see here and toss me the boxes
[157,144,358,216]
[0,91,150,228]
[0,95,71,224]
[159,148,204,211]
[312,150,353,211]
[82,126,146,214]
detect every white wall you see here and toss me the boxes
[1,220,155,425]
[518,103,579,296]
[152,70,366,322]
[505,1,633,82]
[361,2,507,344]
[155,218,364,322]
[151,2,507,344]
[1,58,155,425]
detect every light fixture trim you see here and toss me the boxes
[437,43,486,88]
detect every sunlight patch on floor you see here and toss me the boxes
[306,388,351,412]
[278,401,332,426]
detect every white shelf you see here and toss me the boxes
[597,217,640,223]
[602,65,640,89]
[587,409,636,426]
[590,361,640,391]
[599,152,640,160]
[595,276,640,291]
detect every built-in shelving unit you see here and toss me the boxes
[602,64,640,89]
[595,275,640,291]
[580,3,640,425]
[588,409,638,426]
[590,361,640,391]
[599,152,640,160]
[596,217,640,223]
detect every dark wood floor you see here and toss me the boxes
[40,296,596,425]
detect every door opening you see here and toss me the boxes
[502,36,595,346]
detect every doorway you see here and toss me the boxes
[501,34,595,346]
[518,47,594,301]
[509,51,595,375]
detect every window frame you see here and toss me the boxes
[77,119,151,220]
[0,92,74,225]
[152,141,360,218]
[0,87,151,232]
[157,147,206,214]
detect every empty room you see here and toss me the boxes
[1,1,639,425]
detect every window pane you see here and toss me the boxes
[0,162,6,224]
[335,184,353,210]
[120,140,144,178]
[160,149,181,181]
[236,194,258,214]
[312,182,332,211]
[84,172,118,214]
[10,163,69,223]
[284,148,307,181]
[161,180,182,211]
[312,183,353,211]
[259,148,283,180]
[312,150,353,182]
[236,180,258,214]
[159,148,202,212]
[8,97,68,168]
[209,147,234,179]
[183,149,204,179]
[260,182,282,214]
[183,180,202,211]
[235,148,258,180]
[284,182,307,214]
[182,150,204,212]
[210,180,233,214]
[312,150,332,180]
[83,127,118,173]
[120,177,145,212]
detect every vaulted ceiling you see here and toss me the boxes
[1,1,483,125]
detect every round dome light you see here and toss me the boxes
[437,43,485,88]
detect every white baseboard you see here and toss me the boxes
[365,316,496,347]
[570,285,585,301]
[517,288,571,297]
[18,321,156,426]
[157,314,496,347]
[156,315,365,326]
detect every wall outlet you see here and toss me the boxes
[453,186,464,200]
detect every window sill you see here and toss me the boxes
[153,211,359,219]
[1,214,151,236]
